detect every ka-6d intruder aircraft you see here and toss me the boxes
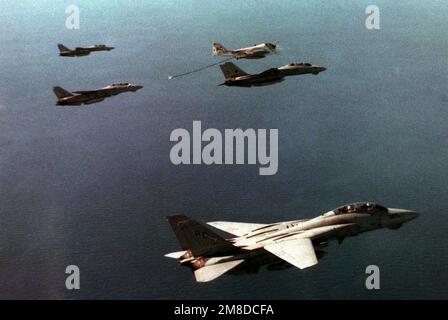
[166,202,418,282]
[219,61,326,87]
[212,42,279,59]
[53,83,143,106]
[58,44,114,57]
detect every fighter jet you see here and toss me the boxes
[212,42,278,59]
[219,62,326,87]
[165,202,418,282]
[58,44,114,57]
[53,83,143,106]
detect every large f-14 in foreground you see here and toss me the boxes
[165,202,418,282]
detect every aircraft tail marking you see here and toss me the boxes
[53,86,73,99]
[167,215,236,256]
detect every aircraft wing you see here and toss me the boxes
[234,50,267,59]
[73,90,98,94]
[259,68,281,76]
[301,223,358,243]
[264,237,318,270]
[207,221,267,236]
[72,90,111,97]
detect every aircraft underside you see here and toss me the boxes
[181,245,328,282]
[229,78,285,87]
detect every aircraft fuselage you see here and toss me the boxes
[55,84,143,106]
[59,45,114,57]
[223,63,327,87]
[170,203,418,278]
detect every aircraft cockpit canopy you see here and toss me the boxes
[334,202,386,215]
[288,62,312,67]
[111,83,130,86]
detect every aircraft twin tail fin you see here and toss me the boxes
[219,62,248,79]
[212,42,230,56]
[167,215,236,257]
[57,44,70,52]
[53,86,73,99]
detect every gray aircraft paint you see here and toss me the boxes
[166,203,418,282]
[53,83,143,106]
[219,62,326,87]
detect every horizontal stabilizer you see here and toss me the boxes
[194,260,244,282]
[207,221,267,236]
[264,237,318,270]
[164,251,187,259]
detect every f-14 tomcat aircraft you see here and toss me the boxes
[58,44,114,57]
[166,202,418,282]
[219,62,326,87]
[212,42,278,59]
[53,83,143,106]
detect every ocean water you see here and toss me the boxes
[0,0,447,299]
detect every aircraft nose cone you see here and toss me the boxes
[388,208,419,222]
[406,211,419,221]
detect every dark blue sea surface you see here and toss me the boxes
[0,0,447,299]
